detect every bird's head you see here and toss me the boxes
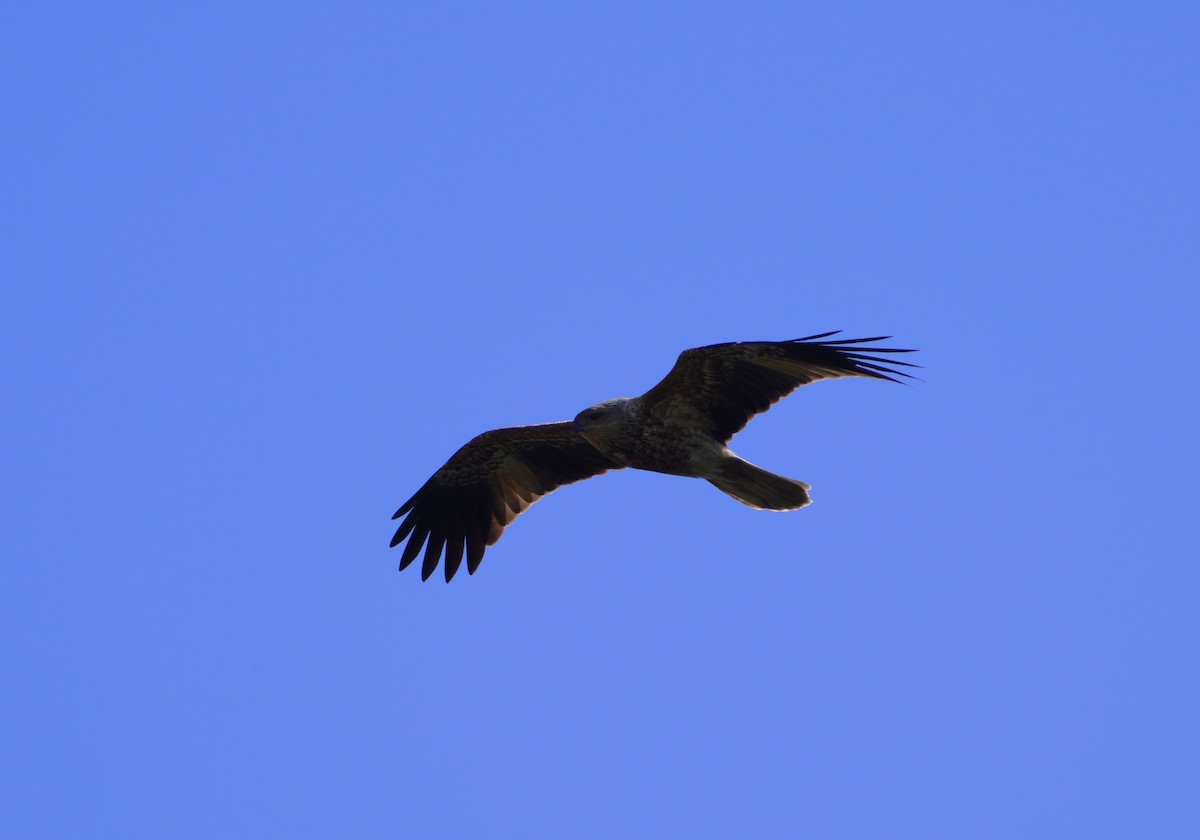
[572,398,629,441]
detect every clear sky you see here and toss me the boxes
[4,3,1198,838]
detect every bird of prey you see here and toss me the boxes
[391,332,916,581]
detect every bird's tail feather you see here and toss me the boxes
[707,457,811,511]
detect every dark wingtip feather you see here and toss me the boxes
[792,332,917,352]
[849,354,921,367]
[855,362,919,384]
[816,334,890,345]
[792,330,842,342]
[398,525,427,572]
[389,508,420,547]
[852,359,919,378]
[466,535,486,575]
[443,533,466,582]
[420,531,446,581]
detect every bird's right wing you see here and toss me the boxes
[391,423,622,582]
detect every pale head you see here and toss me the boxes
[571,398,631,444]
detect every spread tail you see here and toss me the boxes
[707,457,811,511]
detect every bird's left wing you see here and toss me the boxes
[391,423,622,582]
[638,332,918,442]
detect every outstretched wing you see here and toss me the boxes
[391,423,622,582]
[638,332,918,442]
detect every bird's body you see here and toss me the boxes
[573,397,722,477]
[391,332,916,581]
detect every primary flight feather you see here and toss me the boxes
[391,332,917,581]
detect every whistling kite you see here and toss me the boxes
[391,332,916,581]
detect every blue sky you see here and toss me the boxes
[4,3,1198,837]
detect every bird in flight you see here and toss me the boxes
[391,332,917,581]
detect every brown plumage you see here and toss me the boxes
[391,332,917,581]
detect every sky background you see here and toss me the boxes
[4,2,1198,838]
